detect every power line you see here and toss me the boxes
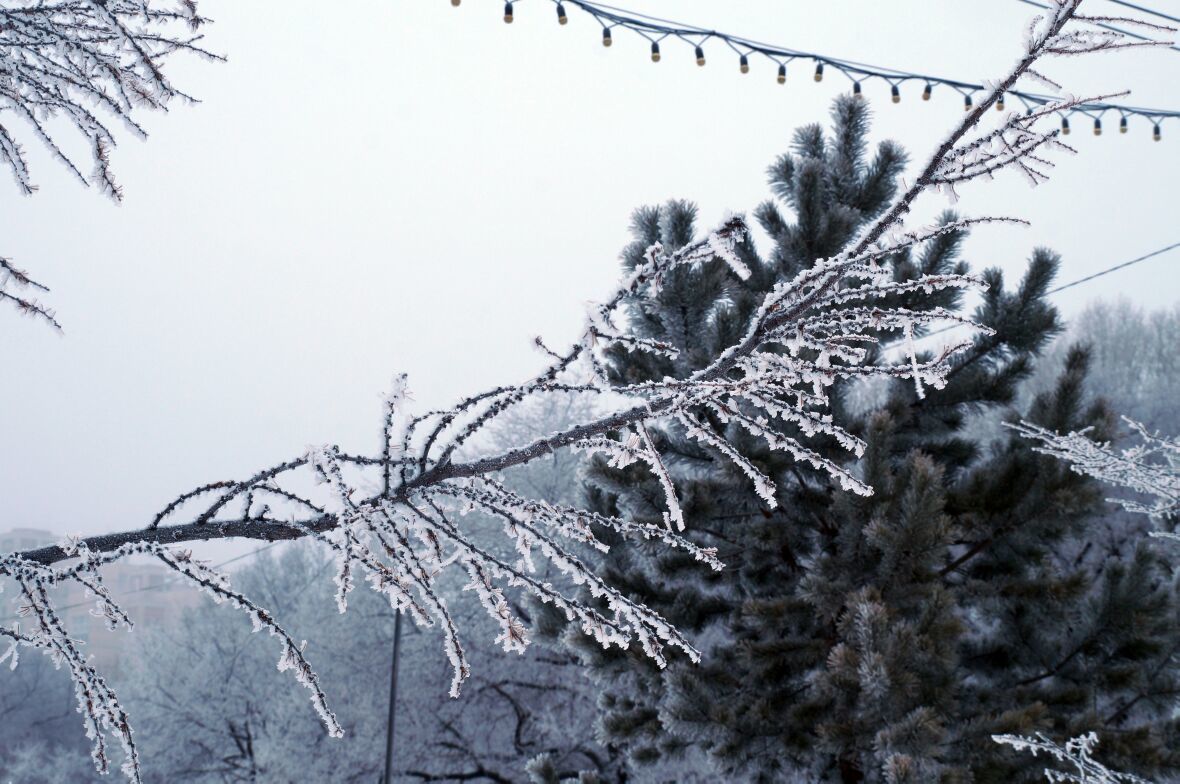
[1105,0,1180,25]
[479,0,1180,138]
[1018,0,1180,51]
[914,240,1180,343]
[1044,240,1180,294]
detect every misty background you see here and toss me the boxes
[1,0,1177,550]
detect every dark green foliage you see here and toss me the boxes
[551,97,1180,783]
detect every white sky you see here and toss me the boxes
[1,0,1178,545]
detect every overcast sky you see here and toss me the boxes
[1,0,1178,548]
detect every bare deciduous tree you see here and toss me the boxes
[0,1,1173,781]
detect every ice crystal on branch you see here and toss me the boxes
[2,1,1175,780]
[1,0,220,325]
[0,0,218,198]
[993,733,1151,783]
[0,256,59,329]
[1011,417,1180,521]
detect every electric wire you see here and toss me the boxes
[913,240,1180,343]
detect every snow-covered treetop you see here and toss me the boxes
[1,1,1174,781]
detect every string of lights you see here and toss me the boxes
[463,0,1180,140]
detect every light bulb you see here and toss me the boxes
[1093,118,1102,136]
[695,45,705,66]
[1119,116,1128,134]
[922,83,932,101]
[853,81,862,97]
[1154,124,1162,141]
[964,94,972,111]
[777,63,786,84]
[451,0,461,6]
[651,41,660,62]
[740,54,749,74]
[891,84,900,104]
[1061,117,1070,135]
[814,62,824,82]
[503,2,513,23]
[602,27,612,46]
[556,3,567,24]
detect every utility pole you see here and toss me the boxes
[380,611,404,784]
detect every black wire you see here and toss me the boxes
[1045,240,1180,293]
[1018,0,1180,51]
[1105,0,1180,24]
[914,240,1180,342]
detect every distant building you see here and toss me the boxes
[0,527,55,555]
[1,527,201,675]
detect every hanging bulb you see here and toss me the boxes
[451,0,461,6]
[556,3,567,24]
[814,62,824,82]
[651,41,661,62]
[695,45,705,66]
[891,84,900,104]
[1093,118,1102,136]
[853,81,862,98]
[503,1,513,23]
[777,63,787,84]
[1154,123,1162,141]
[602,27,612,46]
[922,83,932,101]
[1061,117,1070,135]
[740,54,750,74]
[997,94,1006,111]
[1119,116,1128,134]
[964,94,973,111]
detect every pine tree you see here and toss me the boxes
[551,97,1180,783]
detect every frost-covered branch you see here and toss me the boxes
[0,0,218,198]
[1010,417,1180,521]
[993,733,1150,783]
[0,255,59,329]
[0,0,221,324]
[2,1,1173,780]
